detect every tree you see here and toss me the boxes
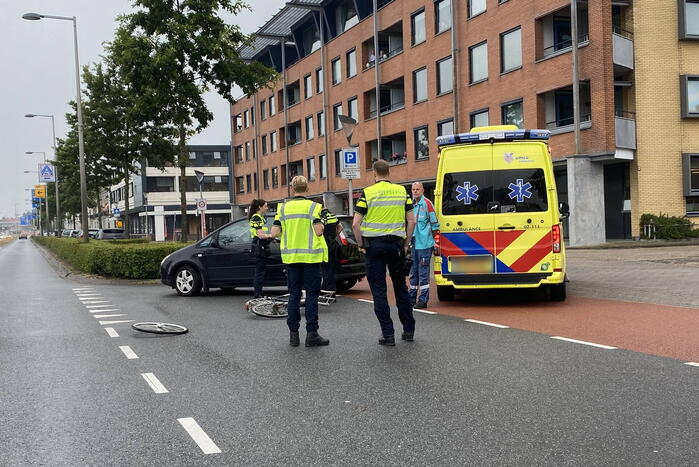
[110,0,277,241]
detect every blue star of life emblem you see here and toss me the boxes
[508,179,533,203]
[455,181,479,205]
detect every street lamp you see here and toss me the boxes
[23,12,89,242]
[25,113,61,235]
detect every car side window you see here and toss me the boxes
[217,221,249,248]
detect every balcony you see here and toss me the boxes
[368,132,407,167]
[612,27,634,71]
[363,21,403,70]
[541,81,592,135]
[285,81,301,107]
[286,121,302,147]
[536,3,590,61]
[615,111,636,150]
[365,77,405,119]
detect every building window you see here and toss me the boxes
[333,103,343,130]
[269,96,276,116]
[305,116,314,140]
[337,0,358,33]
[307,157,316,181]
[235,176,244,194]
[246,174,252,193]
[302,24,321,54]
[260,100,266,120]
[334,150,342,176]
[682,153,699,197]
[679,0,699,39]
[414,126,429,160]
[468,0,486,17]
[253,173,258,192]
[316,68,324,93]
[146,176,175,192]
[243,110,249,128]
[435,0,451,34]
[233,114,242,133]
[680,75,699,118]
[332,57,341,85]
[346,49,357,78]
[189,151,196,160]
[501,99,523,128]
[234,145,243,163]
[348,97,358,121]
[413,67,427,103]
[250,107,255,125]
[272,167,279,188]
[261,135,268,154]
[411,9,426,45]
[469,41,488,84]
[319,154,327,179]
[501,27,522,73]
[437,119,454,136]
[271,131,278,152]
[471,108,489,128]
[263,169,269,190]
[318,111,325,136]
[437,56,453,95]
[244,141,251,160]
[304,74,313,99]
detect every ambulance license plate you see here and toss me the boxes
[450,255,493,274]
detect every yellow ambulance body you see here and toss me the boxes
[433,126,567,301]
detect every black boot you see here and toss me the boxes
[290,331,300,347]
[401,332,414,342]
[379,335,396,346]
[305,332,329,347]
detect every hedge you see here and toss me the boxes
[639,213,699,240]
[33,237,189,279]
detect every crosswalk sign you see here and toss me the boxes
[38,163,56,182]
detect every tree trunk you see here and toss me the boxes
[178,127,188,242]
[123,167,131,238]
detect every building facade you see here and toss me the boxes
[230,0,698,244]
[102,145,233,241]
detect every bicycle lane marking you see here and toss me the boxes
[142,373,169,394]
[119,346,139,359]
[177,418,222,454]
[105,327,119,338]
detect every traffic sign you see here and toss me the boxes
[34,185,46,198]
[113,208,121,217]
[196,199,208,212]
[38,163,56,182]
[340,147,360,179]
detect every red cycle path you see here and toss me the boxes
[344,278,699,363]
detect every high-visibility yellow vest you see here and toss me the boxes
[249,213,268,239]
[357,181,411,238]
[275,198,328,264]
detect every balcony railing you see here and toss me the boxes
[374,152,408,166]
[365,46,403,69]
[615,112,636,150]
[613,29,634,70]
[368,100,405,118]
[542,33,589,57]
[545,113,591,130]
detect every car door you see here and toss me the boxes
[262,215,286,284]
[201,220,254,286]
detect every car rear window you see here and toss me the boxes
[442,168,548,215]
[102,229,124,233]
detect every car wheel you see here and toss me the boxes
[437,285,455,302]
[336,278,358,292]
[549,282,566,302]
[174,265,202,297]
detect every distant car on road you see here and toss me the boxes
[96,228,126,240]
[19,232,28,240]
[161,214,366,296]
[88,229,99,239]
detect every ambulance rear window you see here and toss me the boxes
[442,168,548,215]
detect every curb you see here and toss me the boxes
[567,239,699,250]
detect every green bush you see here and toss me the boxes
[33,237,189,279]
[639,213,699,240]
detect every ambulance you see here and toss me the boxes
[433,126,568,301]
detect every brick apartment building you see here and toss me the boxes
[230,0,699,245]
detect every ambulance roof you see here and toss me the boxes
[436,127,550,147]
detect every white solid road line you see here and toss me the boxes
[464,319,510,329]
[105,327,119,338]
[177,418,222,455]
[550,336,617,350]
[414,309,437,315]
[685,362,699,367]
[142,373,169,394]
[93,314,128,319]
[119,345,139,359]
[100,319,134,325]
[358,299,374,304]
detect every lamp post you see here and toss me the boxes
[26,113,61,235]
[23,12,89,242]
[194,170,206,239]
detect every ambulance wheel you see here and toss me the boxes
[437,285,455,302]
[549,282,566,302]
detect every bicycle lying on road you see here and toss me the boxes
[245,290,337,319]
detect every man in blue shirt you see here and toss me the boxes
[410,182,440,308]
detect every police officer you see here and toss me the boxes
[270,176,330,347]
[248,199,271,298]
[352,160,417,346]
[320,207,340,292]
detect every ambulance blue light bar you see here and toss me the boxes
[436,129,550,147]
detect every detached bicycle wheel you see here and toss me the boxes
[132,322,189,334]
[251,302,288,318]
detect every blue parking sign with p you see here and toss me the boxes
[345,151,357,165]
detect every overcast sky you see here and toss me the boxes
[0,0,286,218]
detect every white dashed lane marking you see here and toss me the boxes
[464,319,510,329]
[685,362,699,367]
[105,327,119,338]
[142,373,169,394]
[119,346,139,359]
[89,309,120,313]
[94,314,128,319]
[178,418,222,454]
[550,336,616,350]
[358,299,374,304]
[414,309,437,315]
[86,304,114,309]
[100,320,134,325]
[79,297,104,301]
